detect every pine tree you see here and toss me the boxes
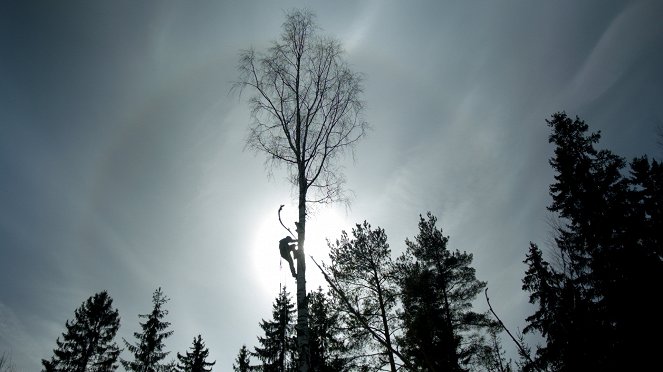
[397,213,496,371]
[176,335,215,372]
[253,287,298,372]
[121,287,174,372]
[233,345,253,372]
[41,290,121,372]
[325,222,401,372]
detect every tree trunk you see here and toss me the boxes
[297,177,310,372]
[438,261,460,371]
[375,273,397,372]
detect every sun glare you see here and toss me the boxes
[250,206,350,298]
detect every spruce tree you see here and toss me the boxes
[523,112,663,370]
[121,287,174,372]
[522,113,621,370]
[233,345,253,372]
[308,288,349,372]
[176,335,215,372]
[397,213,495,371]
[521,243,573,371]
[41,291,121,372]
[253,287,298,372]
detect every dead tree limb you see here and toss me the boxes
[278,204,296,239]
[484,288,542,371]
[310,256,414,371]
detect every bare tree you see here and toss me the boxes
[235,9,367,372]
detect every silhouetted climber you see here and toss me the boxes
[279,236,298,277]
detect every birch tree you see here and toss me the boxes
[235,9,367,372]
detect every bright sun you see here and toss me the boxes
[250,205,350,298]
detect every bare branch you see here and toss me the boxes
[234,11,366,204]
[485,288,543,372]
[310,256,414,371]
[235,11,368,372]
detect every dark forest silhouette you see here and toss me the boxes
[520,112,663,371]
[39,110,662,371]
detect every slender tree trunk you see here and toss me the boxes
[79,325,99,372]
[280,300,286,372]
[297,175,310,372]
[435,249,460,371]
[441,286,460,371]
[438,263,460,371]
[375,273,397,372]
[294,35,310,369]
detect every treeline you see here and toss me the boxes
[40,112,662,371]
[521,113,662,371]
[236,112,663,371]
[237,213,505,372]
[41,288,214,372]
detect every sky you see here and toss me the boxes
[1,0,662,370]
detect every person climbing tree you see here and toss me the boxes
[236,9,368,370]
[280,236,298,278]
